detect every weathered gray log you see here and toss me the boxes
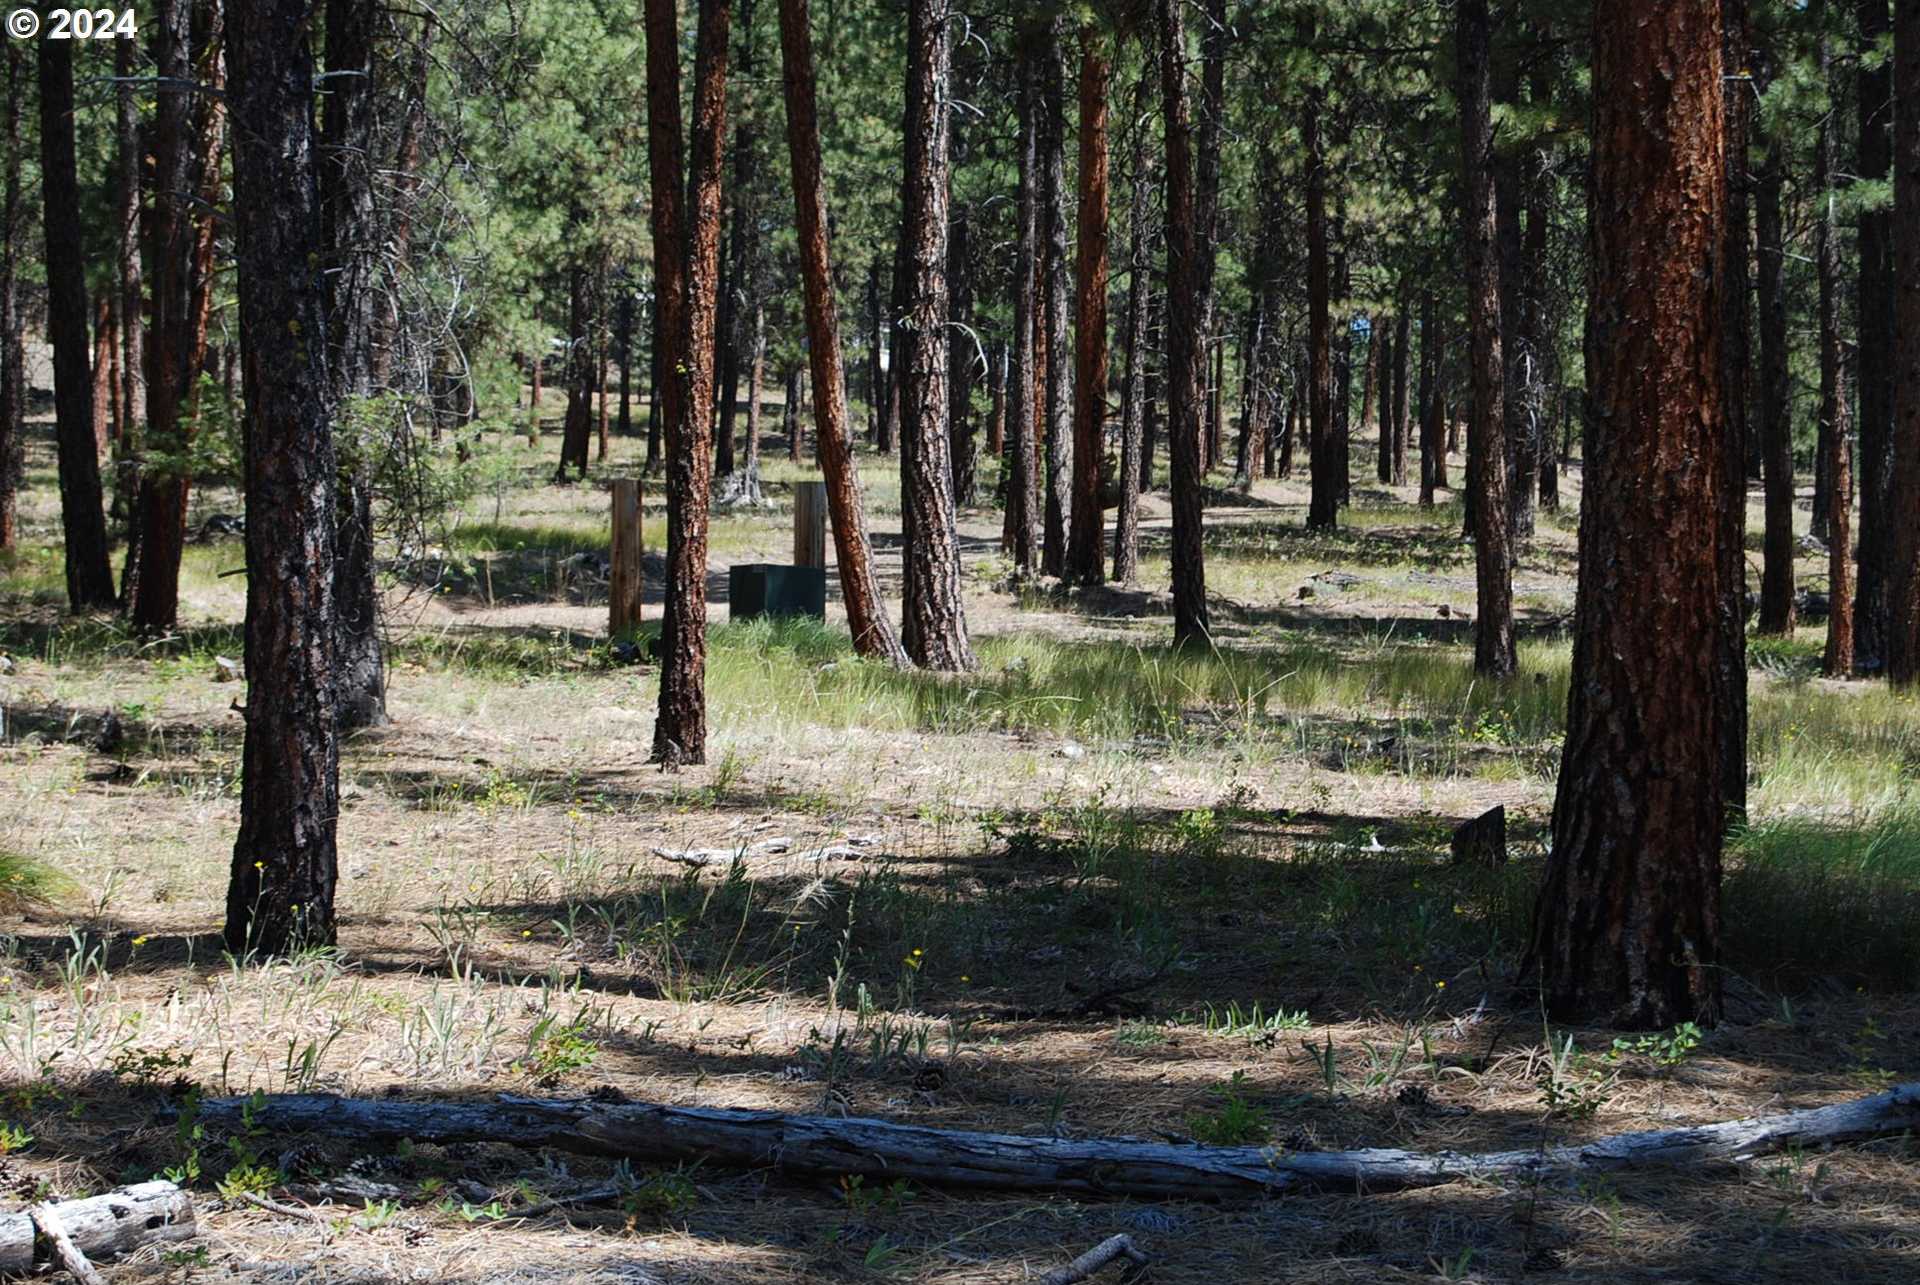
[0,1182,195,1274]
[193,1084,1920,1202]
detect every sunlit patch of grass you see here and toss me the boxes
[0,846,74,915]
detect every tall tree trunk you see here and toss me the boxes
[744,301,764,474]
[650,0,731,765]
[112,37,145,548]
[371,10,431,391]
[223,0,341,956]
[38,37,115,611]
[1006,42,1041,575]
[0,47,20,553]
[617,288,635,437]
[1038,23,1072,580]
[1159,0,1212,645]
[556,260,595,480]
[1457,0,1516,677]
[897,0,973,670]
[322,0,388,732]
[948,211,979,506]
[715,0,757,483]
[1756,110,1795,635]
[1334,241,1351,507]
[1113,54,1153,584]
[130,0,223,634]
[1359,315,1381,448]
[90,297,114,457]
[1495,113,1536,544]
[775,0,906,665]
[1418,289,1439,507]
[783,365,801,458]
[1856,0,1895,663]
[1194,0,1227,478]
[1371,314,1391,483]
[1817,29,1853,677]
[1065,24,1110,585]
[1894,1,1920,684]
[988,342,1006,458]
[865,259,883,444]
[1526,0,1730,1028]
[596,305,611,462]
[644,299,663,472]
[1304,17,1335,532]
[1390,302,1411,487]
[1715,0,1752,818]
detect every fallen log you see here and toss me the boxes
[194,1083,1920,1203]
[0,1182,196,1275]
[651,834,881,869]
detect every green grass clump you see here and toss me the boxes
[0,848,73,915]
[1724,806,1920,989]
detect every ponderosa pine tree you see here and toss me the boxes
[129,0,224,634]
[1006,41,1041,576]
[775,0,907,665]
[1456,0,1515,678]
[1527,0,1732,1027]
[1159,0,1210,645]
[1112,49,1154,584]
[37,37,114,612]
[1304,10,1336,533]
[1887,0,1920,685]
[0,46,20,555]
[651,0,731,764]
[1856,0,1895,663]
[897,0,973,671]
[1755,43,1796,637]
[222,0,342,955]
[1038,23,1072,581]
[322,0,389,731]
[1065,20,1111,587]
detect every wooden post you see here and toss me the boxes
[610,478,643,636]
[794,480,828,569]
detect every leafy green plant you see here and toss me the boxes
[1608,1022,1702,1070]
[622,1166,701,1222]
[1537,1032,1616,1121]
[515,1019,600,1086]
[0,1121,33,1154]
[1187,1071,1270,1145]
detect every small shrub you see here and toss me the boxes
[1188,1071,1270,1145]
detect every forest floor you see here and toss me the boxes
[2,409,1917,1284]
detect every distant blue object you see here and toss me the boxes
[730,564,826,621]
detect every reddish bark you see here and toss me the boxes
[897,0,973,671]
[222,0,342,956]
[1456,0,1515,677]
[37,36,114,610]
[1890,1,1920,683]
[1065,26,1110,586]
[1158,0,1210,645]
[653,0,731,763]
[1527,0,1731,1028]
[775,0,906,665]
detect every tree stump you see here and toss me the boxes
[610,478,644,637]
[1451,805,1506,866]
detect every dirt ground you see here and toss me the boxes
[2,422,1916,1284]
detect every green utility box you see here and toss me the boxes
[730,564,826,621]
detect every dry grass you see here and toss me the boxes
[1,423,1915,1283]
